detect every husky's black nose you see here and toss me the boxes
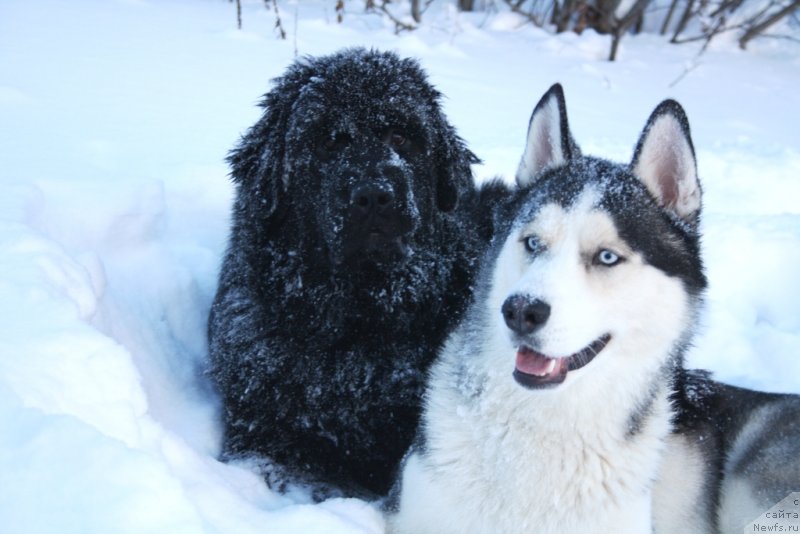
[502,295,550,335]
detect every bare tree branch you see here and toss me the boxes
[372,0,419,33]
[267,0,287,39]
[671,0,697,42]
[661,0,680,35]
[740,0,800,48]
[503,0,554,27]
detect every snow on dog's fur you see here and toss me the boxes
[208,48,508,499]
[387,84,707,533]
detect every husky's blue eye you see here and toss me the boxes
[523,236,542,254]
[595,249,622,266]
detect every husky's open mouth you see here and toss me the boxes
[513,334,611,389]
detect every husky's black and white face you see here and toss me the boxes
[489,84,707,391]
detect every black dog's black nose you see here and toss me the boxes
[351,183,395,215]
[502,295,550,335]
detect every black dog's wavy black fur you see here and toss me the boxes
[208,48,508,498]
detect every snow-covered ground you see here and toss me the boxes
[1,0,798,531]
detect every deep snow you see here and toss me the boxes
[0,0,798,532]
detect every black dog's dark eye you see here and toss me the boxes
[390,132,406,147]
[383,128,413,151]
[318,133,351,158]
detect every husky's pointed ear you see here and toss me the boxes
[516,83,579,187]
[631,100,701,226]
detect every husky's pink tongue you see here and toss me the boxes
[515,346,559,376]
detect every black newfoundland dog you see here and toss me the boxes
[208,48,506,498]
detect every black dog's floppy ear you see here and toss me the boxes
[435,125,480,213]
[631,99,701,227]
[516,83,579,187]
[226,64,310,220]
[227,107,283,219]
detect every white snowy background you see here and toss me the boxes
[1,0,798,532]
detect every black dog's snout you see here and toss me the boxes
[351,183,395,215]
[502,295,550,335]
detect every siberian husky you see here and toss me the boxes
[386,85,800,533]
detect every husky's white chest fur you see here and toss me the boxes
[393,345,674,533]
